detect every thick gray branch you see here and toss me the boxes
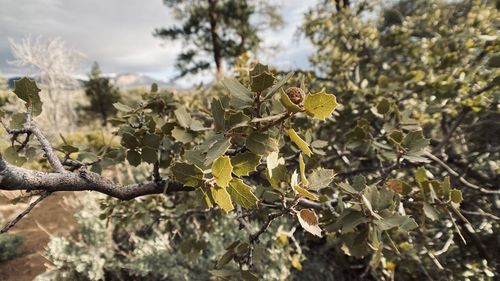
[0,158,191,200]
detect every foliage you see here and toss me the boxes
[0,0,499,280]
[0,234,23,262]
[40,194,292,281]
[80,62,121,125]
[154,0,283,77]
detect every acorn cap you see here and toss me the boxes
[285,87,305,106]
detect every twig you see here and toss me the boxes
[424,151,500,194]
[0,191,51,233]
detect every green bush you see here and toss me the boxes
[0,234,23,262]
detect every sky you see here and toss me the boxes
[0,0,317,86]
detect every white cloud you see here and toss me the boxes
[0,0,317,81]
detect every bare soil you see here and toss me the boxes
[0,192,80,281]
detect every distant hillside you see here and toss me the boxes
[6,74,173,91]
[111,73,172,91]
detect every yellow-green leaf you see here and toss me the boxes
[211,186,234,213]
[231,152,261,176]
[304,91,337,120]
[293,184,319,201]
[212,156,233,188]
[280,88,302,112]
[298,154,309,186]
[227,179,259,209]
[287,128,313,157]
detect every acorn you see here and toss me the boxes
[285,87,305,106]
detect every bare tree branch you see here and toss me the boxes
[1,191,51,233]
[0,157,191,200]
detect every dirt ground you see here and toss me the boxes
[0,192,80,281]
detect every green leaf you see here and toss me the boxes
[204,137,232,166]
[211,98,225,132]
[402,130,429,153]
[126,149,141,166]
[171,127,194,143]
[250,62,269,76]
[264,71,294,100]
[221,77,254,108]
[174,106,192,128]
[298,153,309,186]
[121,133,140,149]
[423,202,440,221]
[225,111,250,131]
[212,156,233,188]
[377,98,390,114]
[231,152,261,176]
[304,91,337,120]
[113,102,132,112]
[308,168,335,190]
[287,128,313,157]
[487,54,500,68]
[450,189,463,204]
[141,147,158,164]
[251,71,275,92]
[227,179,258,209]
[415,167,428,183]
[293,184,319,201]
[211,185,234,213]
[245,132,278,156]
[13,77,43,116]
[172,163,204,187]
[280,88,302,112]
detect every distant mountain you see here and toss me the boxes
[6,74,173,91]
[111,73,172,91]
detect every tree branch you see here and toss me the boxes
[0,157,191,200]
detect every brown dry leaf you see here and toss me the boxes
[297,209,322,237]
[386,179,403,193]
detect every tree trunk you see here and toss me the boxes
[208,0,223,79]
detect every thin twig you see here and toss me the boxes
[424,151,499,194]
[1,191,51,233]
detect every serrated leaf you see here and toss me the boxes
[13,77,43,116]
[113,102,132,112]
[227,179,258,209]
[212,156,233,188]
[450,189,463,204]
[221,77,254,108]
[231,152,261,176]
[245,132,278,156]
[251,71,275,92]
[172,163,204,187]
[211,186,234,213]
[304,91,337,120]
[297,209,322,237]
[287,128,312,157]
[225,111,250,130]
[126,149,141,166]
[402,130,429,153]
[308,168,335,190]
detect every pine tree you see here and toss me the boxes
[82,62,120,125]
[154,0,283,79]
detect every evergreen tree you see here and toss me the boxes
[82,62,120,125]
[154,0,283,78]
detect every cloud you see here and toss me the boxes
[0,0,317,81]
